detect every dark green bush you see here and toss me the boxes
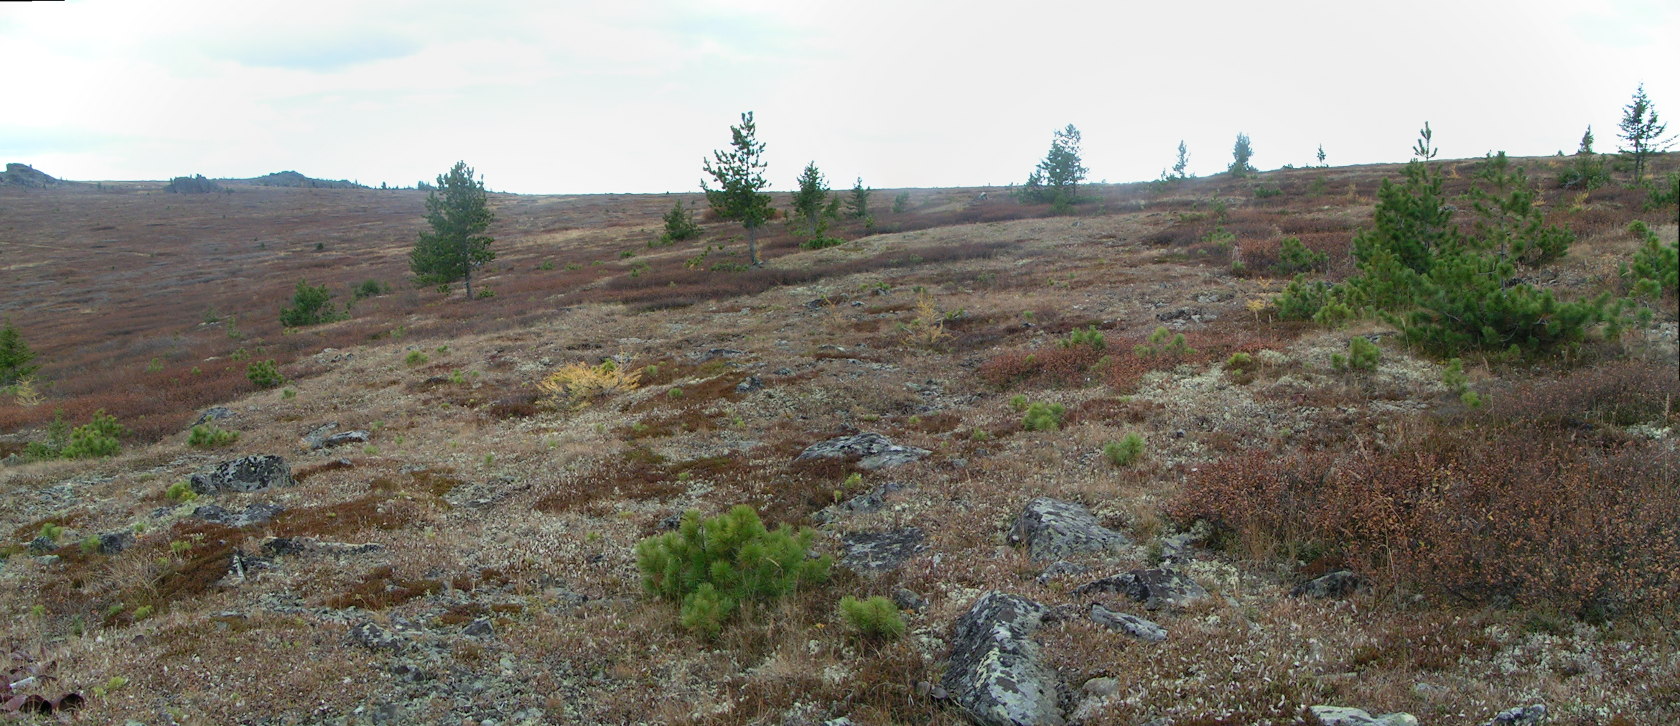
[1625,220,1678,300]
[352,279,388,300]
[187,423,239,448]
[1275,237,1327,275]
[1104,434,1145,466]
[635,505,831,638]
[60,410,126,459]
[1022,401,1066,432]
[1059,326,1106,350]
[657,200,702,246]
[279,280,347,327]
[247,359,285,389]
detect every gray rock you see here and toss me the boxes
[98,531,135,555]
[797,433,930,470]
[942,592,1065,726]
[1089,604,1167,642]
[190,455,296,494]
[318,431,370,449]
[1481,703,1547,725]
[1008,498,1130,562]
[347,621,404,651]
[192,407,236,428]
[463,618,495,637]
[1081,678,1120,697]
[1293,570,1364,599]
[193,502,285,528]
[841,528,925,573]
[812,481,908,523]
[1036,560,1091,585]
[735,376,763,393]
[892,587,928,613]
[1073,568,1209,611]
[1308,706,1419,726]
[300,423,339,450]
[27,535,56,553]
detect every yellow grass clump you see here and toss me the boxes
[537,359,641,409]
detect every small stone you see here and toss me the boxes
[892,587,928,613]
[192,407,236,428]
[735,376,764,393]
[319,431,370,449]
[797,433,930,470]
[463,618,495,637]
[27,536,56,553]
[1481,703,1547,726]
[190,455,296,494]
[1089,604,1167,642]
[1308,706,1419,726]
[1082,677,1120,697]
[1292,570,1364,599]
[98,531,135,555]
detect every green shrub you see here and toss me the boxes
[166,479,198,503]
[405,350,429,366]
[1022,401,1066,432]
[634,505,831,638]
[1275,237,1328,275]
[1441,358,1483,408]
[80,536,100,555]
[187,423,239,448]
[839,595,906,640]
[23,410,71,461]
[352,279,388,300]
[279,279,347,327]
[1643,172,1678,211]
[61,410,126,459]
[247,359,285,388]
[0,321,39,386]
[657,200,702,246]
[1008,394,1029,412]
[1253,185,1283,199]
[1331,336,1381,372]
[892,191,911,214]
[1104,434,1145,466]
[1624,220,1678,300]
[1134,326,1195,358]
[39,523,64,542]
[1059,326,1106,350]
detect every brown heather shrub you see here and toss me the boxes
[1470,359,1678,431]
[1170,427,1680,616]
[976,344,1106,389]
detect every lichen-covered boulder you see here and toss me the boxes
[797,432,930,470]
[1292,570,1364,599]
[942,592,1065,726]
[840,528,925,573]
[190,455,296,494]
[1008,498,1130,562]
[1308,705,1419,726]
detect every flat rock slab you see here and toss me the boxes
[813,481,909,523]
[1292,570,1364,599]
[1073,568,1209,611]
[1481,704,1547,726]
[193,502,285,528]
[190,455,296,494]
[1090,604,1166,642]
[192,407,236,428]
[1009,498,1130,562]
[1309,706,1419,726]
[841,528,925,573]
[942,591,1065,726]
[797,433,930,470]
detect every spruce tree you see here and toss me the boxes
[1228,133,1256,177]
[0,321,39,386]
[658,200,701,245]
[845,177,871,219]
[789,162,841,248]
[701,112,773,267]
[1618,84,1674,185]
[1020,125,1087,208]
[410,161,495,299]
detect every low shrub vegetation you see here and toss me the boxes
[838,595,906,640]
[634,505,831,638]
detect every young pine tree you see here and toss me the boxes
[1228,133,1256,177]
[789,162,843,249]
[701,112,773,266]
[658,200,702,245]
[845,177,871,219]
[410,161,495,299]
[0,321,39,386]
[1618,84,1674,185]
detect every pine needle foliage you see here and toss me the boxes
[635,505,831,638]
[838,596,906,640]
[702,112,773,266]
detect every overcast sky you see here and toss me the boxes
[4,0,1677,194]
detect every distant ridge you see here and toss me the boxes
[235,170,366,189]
[0,163,73,188]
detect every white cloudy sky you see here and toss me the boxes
[3,0,1677,194]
